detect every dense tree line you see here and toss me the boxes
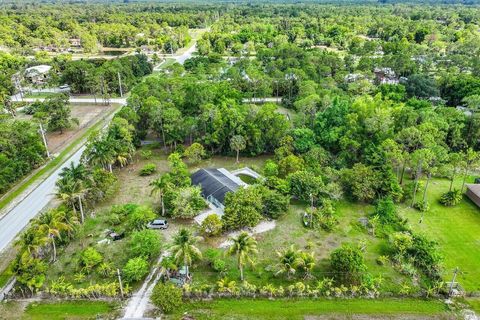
[58,54,153,95]
[0,3,215,52]
[0,118,46,194]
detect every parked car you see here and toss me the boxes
[147,219,168,229]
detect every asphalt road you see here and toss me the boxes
[0,146,85,253]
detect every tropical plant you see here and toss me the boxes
[170,228,202,278]
[226,232,258,281]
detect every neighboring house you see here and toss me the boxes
[191,168,246,211]
[465,184,480,208]
[24,65,52,85]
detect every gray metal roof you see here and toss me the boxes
[191,168,241,204]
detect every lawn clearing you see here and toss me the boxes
[398,177,480,293]
[165,298,450,320]
[192,199,408,293]
[23,300,116,320]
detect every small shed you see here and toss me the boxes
[465,184,480,208]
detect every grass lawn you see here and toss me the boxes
[466,297,480,313]
[192,199,408,293]
[22,301,116,320]
[398,177,480,293]
[165,298,450,320]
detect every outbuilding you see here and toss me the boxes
[465,184,480,208]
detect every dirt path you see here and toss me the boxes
[122,252,167,319]
[219,220,276,248]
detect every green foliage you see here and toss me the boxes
[169,186,206,219]
[184,143,206,164]
[129,229,162,259]
[123,257,149,283]
[0,119,47,194]
[414,200,430,212]
[288,171,324,203]
[330,243,366,285]
[261,188,290,219]
[128,205,156,231]
[80,247,103,271]
[139,163,156,176]
[223,187,263,230]
[200,214,223,236]
[439,189,463,206]
[151,283,183,314]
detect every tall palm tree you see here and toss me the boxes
[150,174,171,216]
[34,210,70,262]
[275,245,301,279]
[226,232,258,281]
[56,176,88,223]
[170,228,202,279]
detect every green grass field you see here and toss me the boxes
[166,298,450,320]
[23,301,116,320]
[399,177,480,292]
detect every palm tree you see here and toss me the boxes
[55,176,88,223]
[150,175,171,216]
[275,245,301,279]
[170,228,202,279]
[15,228,47,261]
[59,162,87,181]
[297,251,315,279]
[34,210,70,262]
[226,232,258,281]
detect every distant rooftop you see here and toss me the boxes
[25,65,51,75]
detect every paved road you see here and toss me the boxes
[0,146,84,253]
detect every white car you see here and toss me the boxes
[147,219,168,230]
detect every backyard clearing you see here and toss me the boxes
[399,177,480,293]
[46,103,116,154]
[163,298,452,320]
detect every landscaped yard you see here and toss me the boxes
[164,298,451,320]
[399,177,480,292]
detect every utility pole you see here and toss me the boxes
[117,268,124,298]
[117,72,123,98]
[449,267,459,297]
[39,122,50,158]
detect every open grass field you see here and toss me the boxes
[164,298,451,320]
[398,177,480,293]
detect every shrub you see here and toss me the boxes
[200,214,223,236]
[414,200,430,212]
[140,150,153,159]
[169,186,206,219]
[139,163,156,176]
[151,283,182,314]
[184,142,206,163]
[439,189,462,206]
[128,205,156,230]
[212,259,226,273]
[330,243,366,285]
[81,247,103,271]
[261,188,289,219]
[130,229,161,259]
[123,257,149,283]
[376,255,389,266]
